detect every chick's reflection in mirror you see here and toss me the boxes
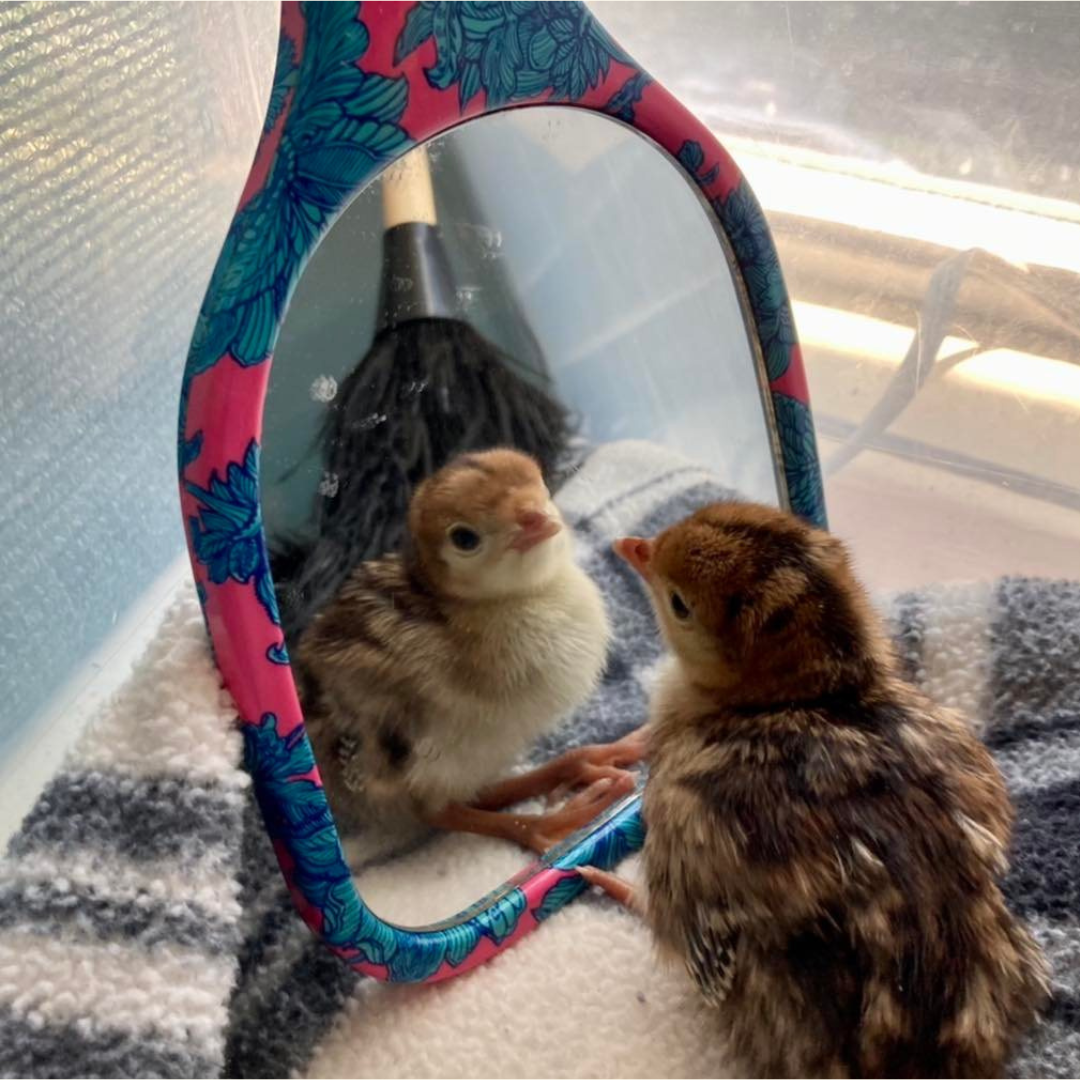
[294,448,635,855]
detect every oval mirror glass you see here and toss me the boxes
[261,107,781,926]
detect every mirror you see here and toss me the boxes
[261,106,780,926]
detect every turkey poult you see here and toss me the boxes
[295,448,635,853]
[581,501,1048,1078]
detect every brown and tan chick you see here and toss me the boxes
[294,448,634,854]
[581,500,1048,1078]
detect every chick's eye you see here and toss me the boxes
[670,592,691,620]
[448,525,482,553]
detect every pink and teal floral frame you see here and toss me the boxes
[179,0,827,984]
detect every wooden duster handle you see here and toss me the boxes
[375,142,456,329]
[381,144,437,229]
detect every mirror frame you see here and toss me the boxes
[178,0,827,984]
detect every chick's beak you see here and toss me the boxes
[614,536,653,580]
[510,509,561,553]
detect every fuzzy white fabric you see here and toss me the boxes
[307,885,731,1080]
[0,594,248,1078]
[913,580,996,734]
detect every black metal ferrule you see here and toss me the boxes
[375,221,459,332]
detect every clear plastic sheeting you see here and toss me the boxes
[0,2,277,833]
[599,1,1080,590]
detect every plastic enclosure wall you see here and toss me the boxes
[0,4,276,821]
[178,0,826,984]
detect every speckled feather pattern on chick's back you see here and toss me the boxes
[636,502,1049,1079]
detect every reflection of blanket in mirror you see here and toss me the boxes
[1,440,1077,1079]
